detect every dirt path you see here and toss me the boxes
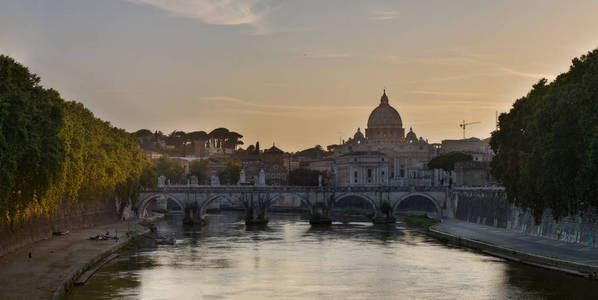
[0,221,145,300]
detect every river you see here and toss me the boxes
[69,212,598,300]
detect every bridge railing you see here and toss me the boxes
[140,185,450,193]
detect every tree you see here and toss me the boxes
[223,131,244,149]
[288,168,326,186]
[140,166,157,188]
[427,152,473,171]
[166,130,189,155]
[134,129,153,137]
[217,159,242,185]
[295,145,327,159]
[0,55,152,229]
[209,127,229,149]
[0,55,65,226]
[188,159,208,184]
[490,48,598,221]
[155,155,185,184]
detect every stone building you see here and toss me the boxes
[263,144,287,185]
[335,151,389,186]
[332,90,437,186]
[454,161,496,186]
[241,158,263,185]
[299,158,335,173]
[441,137,493,161]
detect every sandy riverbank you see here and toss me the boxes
[0,220,149,300]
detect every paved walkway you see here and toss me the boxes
[435,219,598,268]
[0,221,145,300]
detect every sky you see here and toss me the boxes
[1,0,597,151]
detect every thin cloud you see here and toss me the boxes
[126,0,274,25]
[499,67,553,79]
[370,10,399,21]
[408,90,487,97]
[201,96,370,113]
[301,52,357,59]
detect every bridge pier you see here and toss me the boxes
[183,203,204,225]
[309,203,332,225]
[372,198,396,224]
[245,193,269,225]
[309,191,332,225]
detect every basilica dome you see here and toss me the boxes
[405,127,417,143]
[367,90,403,128]
[353,128,365,141]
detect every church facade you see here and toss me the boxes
[333,90,438,186]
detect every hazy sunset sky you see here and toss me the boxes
[1,0,597,151]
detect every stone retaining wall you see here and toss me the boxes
[0,201,120,258]
[449,188,598,247]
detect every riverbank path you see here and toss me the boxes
[0,221,143,300]
[435,219,598,269]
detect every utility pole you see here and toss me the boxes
[459,120,480,139]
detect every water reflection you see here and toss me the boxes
[70,212,598,300]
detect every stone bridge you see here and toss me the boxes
[137,185,454,225]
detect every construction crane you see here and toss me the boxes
[459,120,480,139]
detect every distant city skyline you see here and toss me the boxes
[1,0,597,151]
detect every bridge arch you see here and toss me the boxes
[137,192,185,217]
[393,192,442,217]
[199,193,246,217]
[333,193,377,211]
[269,193,312,209]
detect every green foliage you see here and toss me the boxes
[189,159,208,184]
[427,152,473,171]
[140,166,157,188]
[217,159,242,185]
[295,145,326,159]
[155,155,185,184]
[400,213,440,229]
[0,55,151,228]
[0,55,65,225]
[490,48,598,221]
[343,209,375,219]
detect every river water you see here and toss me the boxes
[70,212,598,300]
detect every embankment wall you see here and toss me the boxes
[449,188,598,247]
[0,201,120,257]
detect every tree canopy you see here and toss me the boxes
[288,168,327,186]
[427,152,473,171]
[155,155,185,184]
[188,159,208,184]
[0,55,152,229]
[295,145,327,158]
[218,159,242,185]
[490,48,598,221]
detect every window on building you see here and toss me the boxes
[367,169,372,178]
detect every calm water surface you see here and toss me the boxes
[70,212,598,300]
